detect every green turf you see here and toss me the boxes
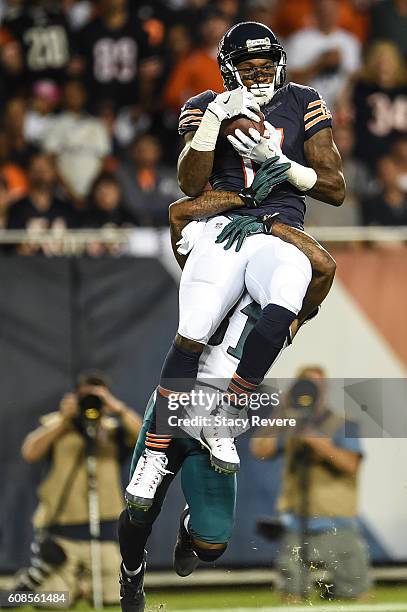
[15,585,407,611]
[145,585,407,610]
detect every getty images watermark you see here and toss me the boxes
[167,387,282,411]
[156,383,299,439]
[155,377,407,440]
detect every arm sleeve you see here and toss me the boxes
[302,86,333,140]
[178,91,215,136]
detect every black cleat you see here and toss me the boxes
[119,552,147,612]
[173,509,200,577]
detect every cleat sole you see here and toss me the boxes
[125,493,153,512]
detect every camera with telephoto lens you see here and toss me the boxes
[75,393,103,439]
[288,378,320,431]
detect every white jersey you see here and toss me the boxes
[198,290,293,385]
[198,292,261,386]
[180,291,291,440]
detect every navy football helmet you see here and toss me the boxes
[217,21,286,104]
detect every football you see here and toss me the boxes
[221,111,265,138]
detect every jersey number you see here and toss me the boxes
[367,93,407,136]
[208,300,262,361]
[24,26,69,70]
[93,38,138,83]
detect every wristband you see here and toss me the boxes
[190,109,221,152]
[238,187,258,208]
[262,213,280,234]
[284,157,317,192]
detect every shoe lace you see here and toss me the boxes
[133,452,173,490]
[212,435,237,452]
[208,420,237,451]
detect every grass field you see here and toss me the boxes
[14,585,407,612]
[144,585,407,611]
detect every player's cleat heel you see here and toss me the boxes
[200,431,240,475]
[119,552,147,612]
[125,449,173,512]
[125,497,152,512]
[173,509,200,577]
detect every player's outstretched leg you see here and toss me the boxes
[173,507,200,577]
[130,217,247,498]
[126,341,202,510]
[118,510,149,612]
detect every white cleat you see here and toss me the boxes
[200,411,240,474]
[125,449,173,511]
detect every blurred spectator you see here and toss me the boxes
[306,124,375,226]
[117,133,181,226]
[75,0,158,112]
[370,0,407,58]
[82,172,135,256]
[213,0,242,20]
[251,366,370,601]
[24,80,60,146]
[1,0,73,90]
[16,371,141,605]
[163,11,230,112]
[0,131,28,202]
[361,156,407,225]
[286,0,361,109]
[83,172,134,228]
[64,0,95,31]
[341,41,407,171]
[164,23,192,69]
[4,96,38,168]
[43,79,110,204]
[392,136,407,186]
[244,0,279,29]
[6,153,77,232]
[163,0,214,30]
[271,0,369,42]
[0,175,12,228]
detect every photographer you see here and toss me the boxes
[17,371,141,607]
[250,365,371,602]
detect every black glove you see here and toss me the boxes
[215,213,280,252]
[238,155,291,208]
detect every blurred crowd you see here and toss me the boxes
[0,0,406,236]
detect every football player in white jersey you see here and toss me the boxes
[118,191,336,612]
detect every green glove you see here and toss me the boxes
[216,212,280,252]
[239,155,291,208]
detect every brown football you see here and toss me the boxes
[221,111,265,138]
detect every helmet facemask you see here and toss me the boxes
[218,38,287,106]
[235,58,284,106]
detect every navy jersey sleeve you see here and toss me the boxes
[178,90,216,136]
[299,86,332,140]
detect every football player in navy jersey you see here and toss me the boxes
[129,21,345,510]
[119,193,336,612]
